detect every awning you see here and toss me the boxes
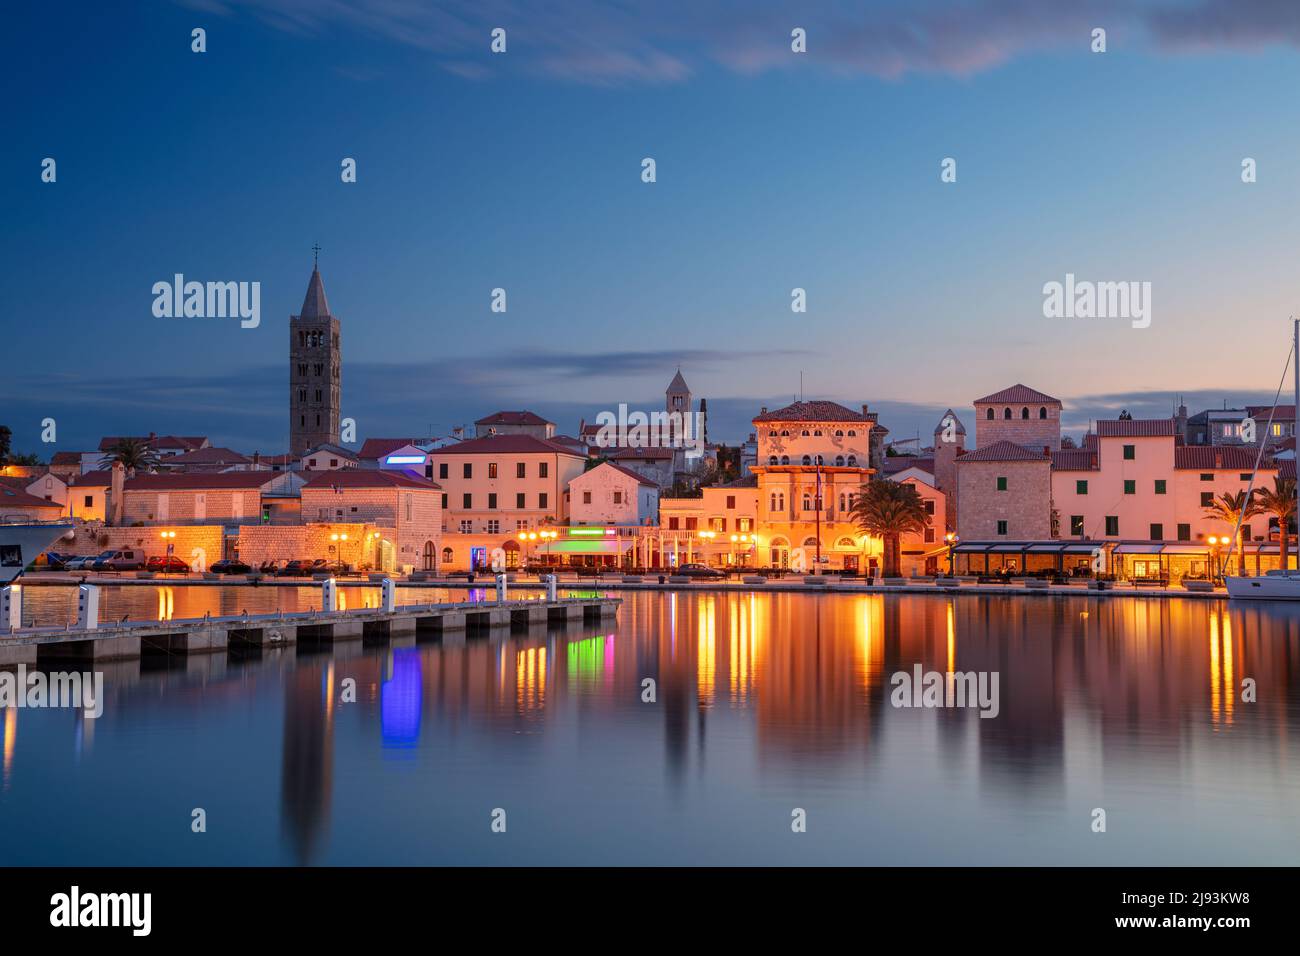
[1027,544,1066,553]
[539,539,631,554]
[1061,543,1100,553]
[987,542,1032,553]
[1113,543,1163,554]
[954,544,992,553]
[1160,543,1210,555]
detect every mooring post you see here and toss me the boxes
[496,573,508,604]
[381,577,396,613]
[77,584,100,630]
[322,577,338,613]
[545,573,557,603]
[1,584,20,632]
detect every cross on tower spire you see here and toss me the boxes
[311,243,322,269]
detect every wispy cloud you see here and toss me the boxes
[175,0,1300,85]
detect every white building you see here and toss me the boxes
[568,462,659,527]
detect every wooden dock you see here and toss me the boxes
[0,595,620,667]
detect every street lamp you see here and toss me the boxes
[945,532,958,577]
[160,530,176,575]
[1207,535,1222,583]
[697,529,716,567]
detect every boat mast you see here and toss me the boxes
[1294,316,1298,570]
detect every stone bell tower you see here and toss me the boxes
[289,247,342,455]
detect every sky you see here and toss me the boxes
[4,0,1300,456]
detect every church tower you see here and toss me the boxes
[289,251,342,455]
[666,369,691,416]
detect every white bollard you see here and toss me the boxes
[322,577,338,612]
[495,573,508,604]
[381,577,396,613]
[77,584,100,630]
[1,585,20,631]
[545,574,557,603]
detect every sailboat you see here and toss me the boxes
[1224,318,1300,600]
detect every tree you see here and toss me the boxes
[102,438,160,476]
[1253,477,1297,572]
[850,479,931,578]
[1203,489,1263,577]
[0,425,10,465]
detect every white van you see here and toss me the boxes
[93,549,145,572]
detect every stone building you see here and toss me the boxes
[567,461,659,527]
[474,411,556,440]
[299,470,442,573]
[973,384,1062,451]
[289,259,342,455]
[955,440,1052,542]
[931,408,966,529]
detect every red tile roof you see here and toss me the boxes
[474,410,554,427]
[973,384,1061,405]
[357,438,422,460]
[124,473,284,491]
[50,452,83,466]
[882,456,934,474]
[610,446,675,461]
[1173,446,1273,470]
[1051,450,1097,471]
[0,486,65,509]
[1095,418,1178,437]
[1280,460,1296,480]
[164,447,251,465]
[427,435,583,457]
[303,471,439,490]
[71,470,113,487]
[1246,404,1296,422]
[587,461,658,487]
[753,401,871,423]
[957,441,1050,463]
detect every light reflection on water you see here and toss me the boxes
[2,588,1299,865]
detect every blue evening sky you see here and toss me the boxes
[4,1,1300,453]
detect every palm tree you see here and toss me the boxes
[1203,489,1263,577]
[850,479,931,578]
[102,438,159,477]
[1253,477,1297,571]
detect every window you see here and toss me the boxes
[441,493,448,509]
[404,495,413,521]
[1070,515,1084,535]
[489,463,498,479]
[1150,523,1163,541]
[516,520,528,530]
[539,463,549,478]
[463,463,472,479]
[1240,473,1252,482]
[614,491,623,505]
[539,493,548,509]
[1154,479,1166,495]
[487,520,499,534]
[924,500,935,515]
[439,463,448,479]
[738,518,752,532]
[1124,480,1135,495]
[847,455,857,466]
[1200,473,1213,481]
[1123,445,1135,460]
[488,493,497,510]
[802,456,812,465]
[768,456,778,465]
[1105,516,1119,536]
[780,456,789,465]
[668,517,679,530]
[802,493,813,511]
[1003,408,1012,420]
[459,520,473,534]
[516,493,525,508]
[462,493,472,509]
[986,408,994,420]
[924,528,935,543]
[1201,491,1214,507]
[996,520,1008,536]
[1021,407,1029,420]
[726,495,736,509]
[685,517,697,530]
[1076,480,1088,495]
[1177,524,1190,541]
[582,491,592,504]
[516,462,526,478]
[329,458,337,467]
[996,476,1007,491]
[712,517,725,532]
[1039,407,1047,419]
[834,456,844,466]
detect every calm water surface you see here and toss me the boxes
[3,586,1299,865]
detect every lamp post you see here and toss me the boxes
[697,529,716,567]
[1207,535,1221,584]
[945,532,958,577]
[160,530,176,576]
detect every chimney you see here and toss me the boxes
[109,461,125,526]
[759,407,767,416]
[862,404,870,418]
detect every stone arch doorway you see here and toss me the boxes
[422,540,436,572]
[769,536,790,568]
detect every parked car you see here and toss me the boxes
[314,560,351,576]
[92,549,145,572]
[210,559,252,575]
[259,559,287,574]
[64,554,99,572]
[676,563,726,579]
[146,555,191,573]
[277,560,317,577]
